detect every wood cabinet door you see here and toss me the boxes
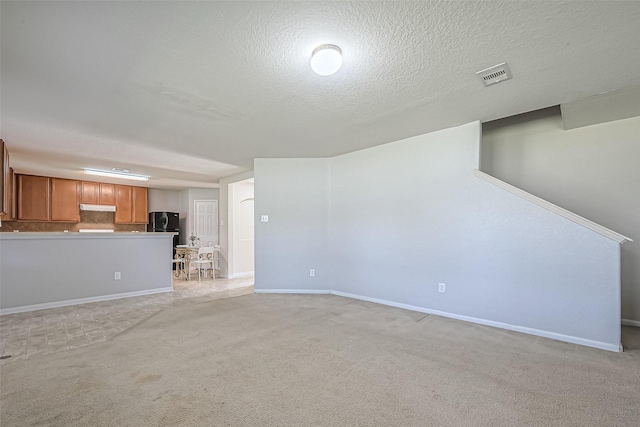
[99,183,115,205]
[81,181,100,204]
[17,175,51,221]
[114,185,132,223]
[51,178,80,222]
[9,168,16,220]
[0,140,9,216]
[132,186,148,224]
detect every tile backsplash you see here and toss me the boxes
[0,211,146,232]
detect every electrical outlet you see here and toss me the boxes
[261,215,269,223]
[438,282,446,293]
[309,269,315,277]
[114,272,121,280]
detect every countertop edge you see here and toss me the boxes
[0,232,176,240]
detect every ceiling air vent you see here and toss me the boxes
[476,62,512,87]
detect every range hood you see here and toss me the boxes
[80,204,116,212]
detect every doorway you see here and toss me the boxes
[228,179,254,278]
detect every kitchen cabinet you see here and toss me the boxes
[99,183,115,205]
[0,139,9,216]
[9,168,17,220]
[82,182,115,205]
[132,186,148,224]
[114,185,132,224]
[115,185,148,224]
[51,178,80,222]
[81,181,99,204]
[17,174,51,221]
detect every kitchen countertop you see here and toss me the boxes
[0,232,175,240]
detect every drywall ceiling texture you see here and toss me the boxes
[482,108,640,323]
[2,1,640,188]
[254,122,622,351]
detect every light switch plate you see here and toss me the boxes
[261,215,269,223]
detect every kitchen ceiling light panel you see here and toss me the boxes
[84,168,149,181]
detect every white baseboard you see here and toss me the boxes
[254,288,622,353]
[223,271,255,279]
[255,289,330,295]
[0,287,174,316]
[622,318,640,327]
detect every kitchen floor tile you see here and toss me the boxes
[0,275,253,362]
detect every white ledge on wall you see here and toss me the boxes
[473,169,632,244]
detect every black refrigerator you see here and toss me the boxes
[148,212,180,268]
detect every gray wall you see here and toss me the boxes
[482,108,639,322]
[148,188,181,214]
[254,122,622,349]
[254,159,331,291]
[0,233,173,311]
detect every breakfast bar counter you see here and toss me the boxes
[0,232,175,314]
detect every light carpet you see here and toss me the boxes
[1,294,639,426]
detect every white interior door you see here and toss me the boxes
[194,200,218,245]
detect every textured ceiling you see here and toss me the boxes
[2,1,639,189]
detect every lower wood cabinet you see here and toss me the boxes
[51,178,80,222]
[17,175,51,221]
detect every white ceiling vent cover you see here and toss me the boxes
[476,63,512,87]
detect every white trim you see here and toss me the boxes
[254,288,622,352]
[223,271,254,279]
[254,289,330,295]
[473,169,632,244]
[0,287,173,316]
[622,318,640,327]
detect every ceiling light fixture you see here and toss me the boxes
[311,44,342,76]
[84,168,149,181]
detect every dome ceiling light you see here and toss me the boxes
[310,44,342,76]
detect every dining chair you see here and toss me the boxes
[211,246,221,280]
[192,246,214,281]
[171,257,185,279]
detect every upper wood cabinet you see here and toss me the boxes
[9,168,17,220]
[82,182,116,205]
[99,183,115,205]
[114,185,133,224]
[132,186,148,224]
[81,181,99,204]
[51,178,80,222]
[17,175,51,221]
[115,185,147,224]
[0,139,9,216]
[15,174,147,225]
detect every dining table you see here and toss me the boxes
[174,245,199,279]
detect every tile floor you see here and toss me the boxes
[0,274,254,362]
